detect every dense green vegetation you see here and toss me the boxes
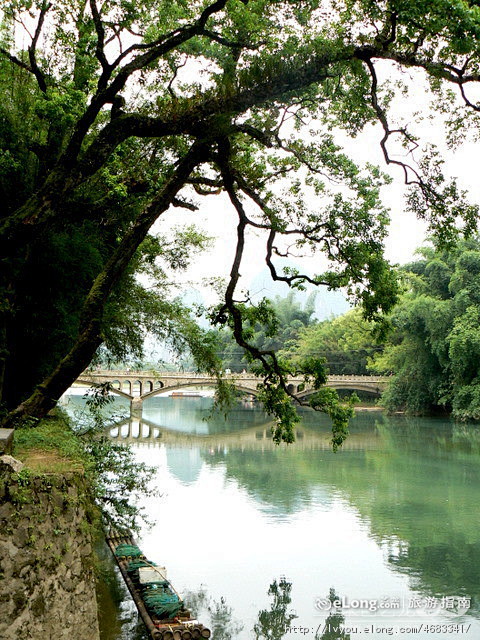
[253,237,480,420]
[286,307,380,376]
[1,1,480,443]
[370,237,480,419]
[0,53,216,408]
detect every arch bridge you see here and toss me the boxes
[75,369,388,412]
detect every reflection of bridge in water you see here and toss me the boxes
[77,369,388,414]
[109,418,382,451]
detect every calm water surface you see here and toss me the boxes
[66,394,480,639]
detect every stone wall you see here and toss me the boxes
[0,455,100,640]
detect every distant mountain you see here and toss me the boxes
[179,269,350,322]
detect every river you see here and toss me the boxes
[65,394,480,640]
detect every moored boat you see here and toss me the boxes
[106,531,211,639]
[170,391,202,398]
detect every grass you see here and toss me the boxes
[16,451,84,473]
[13,410,87,474]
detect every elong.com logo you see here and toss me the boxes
[314,595,471,617]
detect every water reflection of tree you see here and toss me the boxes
[202,414,480,611]
[209,596,244,640]
[451,423,480,454]
[183,580,353,640]
[314,590,350,640]
[183,586,244,640]
[184,579,299,640]
[204,448,325,515]
[254,578,297,639]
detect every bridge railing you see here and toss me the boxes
[81,369,388,382]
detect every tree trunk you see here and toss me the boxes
[2,323,102,428]
[0,314,7,405]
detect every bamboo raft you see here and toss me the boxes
[106,531,211,640]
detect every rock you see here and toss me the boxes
[3,539,20,560]
[52,490,66,511]
[0,455,24,474]
[1,466,100,640]
[0,430,14,455]
[63,576,74,592]
[0,502,15,521]
[15,526,29,547]
[13,549,35,568]
[70,559,83,578]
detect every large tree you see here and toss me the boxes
[1,0,479,439]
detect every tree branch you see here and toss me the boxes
[202,28,263,50]
[89,0,112,90]
[187,176,223,195]
[265,229,328,287]
[213,142,325,423]
[358,46,480,110]
[374,10,397,50]
[64,0,232,162]
[172,197,198,210]
[0,48,32,74]
[28,1,51,93]
[361,55,424,186]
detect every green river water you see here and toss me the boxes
[65,395,480,640]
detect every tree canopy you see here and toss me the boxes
[286,306,381,376]
[1,0,480,441]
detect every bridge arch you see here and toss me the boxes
[132,380,143,396]
[144,380,153,393]
[74,378,133,400]
[141,381,261,401]
[108,387,134,401]
[298,382,383,399]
